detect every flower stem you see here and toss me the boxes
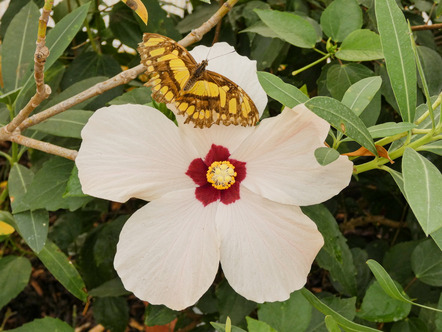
[292,54,331,76]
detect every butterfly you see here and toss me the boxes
[138,33,259,128]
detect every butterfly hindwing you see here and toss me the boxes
[138,33,259,128]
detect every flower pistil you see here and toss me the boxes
[206,161,237,190]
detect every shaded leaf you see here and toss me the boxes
[13,210,49,253]
[246,317,278,332]
[411,239,442,287]
[5,317,74,332]
[32,110,93,139]
[320,0,362,42]
[144,304,178,326]
[0,256,32,310]
[93,297,129,332]
[315,147,340,166]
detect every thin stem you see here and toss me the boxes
[313,47,327,56]
[0,151,12,164]
[292,54,331,76]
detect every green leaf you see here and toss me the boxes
[37,240,88,302]
[64,165,87,197]
[211,322,247,332]
[301,288,380,332]
[257,290,312,332]
[368,122,415,138]
[241,21,279,39]
[375,0,417,122]
[254,9,318,48]
[325,315,342,332]
[32,110,93,139]
[1,1,40,92]
[257,71,308,107]
[5,317,74,332]
[411,239,442,287]
[417,46,442,96]
[326,64,374,100]
[109,86,152,105]
[336,29,383,61]
[8,164,34,211]
[419,141,442,156]
[302,205,357,296]
[357,280,411,322]
[391,317,429,332]
[315,147,340,166]
[246,317,278,332]
[0,256,32,310]
[45,3,90,71]
[305,97,377,155]
[431,227,442,252]
[320,0,362,42]
[93,297,129,332]
[341,77,382,116]
[176,3,219,33]
[13,157,92,213]
[217,280,257,326]
[402,148,442,235]
[144,304,178,326]
[89,278,130,298]
[13,210,49,253]
[366,259,442,312]
[383,241,420,284]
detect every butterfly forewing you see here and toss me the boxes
[138,33,259,128]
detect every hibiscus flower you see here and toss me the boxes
[76,43,353,310]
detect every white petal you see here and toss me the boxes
[216,187,324,303]
[232,104,353,206]
[114,189,220,311]
[176,114,254,157]
[190,43,267,115]
[76,104,197,203]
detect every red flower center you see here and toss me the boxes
[185,144,246,206]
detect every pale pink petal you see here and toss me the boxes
[114,189,220,311]
[190,43,267,115]
[216,187,324,303]
[231,104,353,206]
[76,104,197,203]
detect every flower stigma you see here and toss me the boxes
[206,161,237,190]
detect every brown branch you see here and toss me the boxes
[411,23,442,31]
[340,215,403,233]
[8,134,78,160]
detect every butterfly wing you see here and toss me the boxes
[138,33,259,128]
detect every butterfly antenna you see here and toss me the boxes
[207,49,236,62]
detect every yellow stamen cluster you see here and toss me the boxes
[206,161,237,190]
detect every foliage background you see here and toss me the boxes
[0,0,441,331]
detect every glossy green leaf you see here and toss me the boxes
[376,0,416,122]
[211,322,247,332]
[305,97,377,155]
[37,240,87,302]
[5,317,74,332]
[411,239,442,287]
[45,3,90,71]
[144,304,178,326]
[13,157,92,213]
[254,9,318,48]
[257,71,308,107]
[320,0,362,42]
[93,297,129,332]
[258,290,312,332]
[64,166,87,197]
[13,210,49,253]
[326,64,374,100]
[391,317,429,332]
[8,164,34,211]
[402,148,442,235]
[0,256,32,310]
[341,77,382,116]
[357,281,411,322]
[1,1,39,92]
[325,315,341,332]
[217,280,256,326]
[336,29,383,61]
[301,289,379,332]
[368,122,415,138]
[246,317,278,332]
[32,110,93,139]
[366,259,442,312]
[302,205,357,296]
[315,147,340,166]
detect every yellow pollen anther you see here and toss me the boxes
[206,161,237,190]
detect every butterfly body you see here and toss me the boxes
[138,33,259,128]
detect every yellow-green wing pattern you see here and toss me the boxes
[138,33,259,128]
